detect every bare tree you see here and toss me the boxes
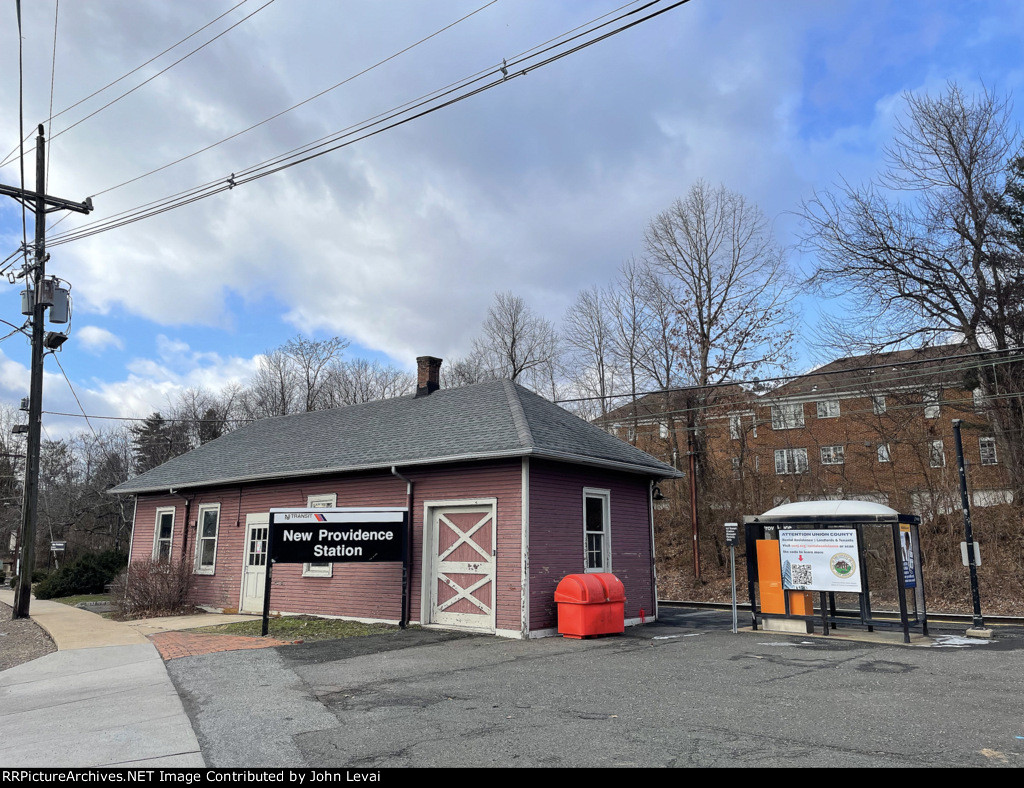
[282,335,349,412]
[471,291,561,388]
[562,286,618,419]
[322,358,414,406]
[802,82,1024,493]
[645,180,796,391]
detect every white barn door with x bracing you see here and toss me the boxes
[425,502,496,632]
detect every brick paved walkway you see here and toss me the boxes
[149,631,289,660]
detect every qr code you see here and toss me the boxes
[790,564,813,585]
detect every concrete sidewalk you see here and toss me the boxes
[0,591,257,767]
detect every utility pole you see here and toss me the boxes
[952,419,990,637]
[1,125,92,619]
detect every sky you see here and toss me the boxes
[1,0,1023,437]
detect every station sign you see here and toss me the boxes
[779,528,861,593]
[269,508,406,564]
[724,522,739,547]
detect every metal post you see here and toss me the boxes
[891,522,910,644]
[952,419,985,629]
[730,544,737,634]
[13,128,46,620]
[261,515,274,637]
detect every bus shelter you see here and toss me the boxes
[744,501,927,643]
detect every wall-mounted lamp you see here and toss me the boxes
[652,485,665,501]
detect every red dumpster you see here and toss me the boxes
[554,573,626,639]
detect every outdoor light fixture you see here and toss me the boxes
[652,485,665,501]
[43,331,67,350]
[12,425,28,435]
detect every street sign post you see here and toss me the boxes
[725,522,738,633]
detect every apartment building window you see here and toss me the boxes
[194,504,221,575]
[729,414,742,440]
[659,422,669,439]
[774,448,808,475]
[816,399,840,419]
[929,440,945,468]
[820,445,845,465]
[979,437,998,466]
[771,403,804,430]
[877,444,891,463]
[872,395,887,415]
[731,457,742,479]
[924,389,940,419]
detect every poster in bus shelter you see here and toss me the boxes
[900,523,917,589]
[779,529,861,593]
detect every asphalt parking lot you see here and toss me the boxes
[166,608,1024,768]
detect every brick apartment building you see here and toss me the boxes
[600,345,1016,519]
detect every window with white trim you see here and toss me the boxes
[153,507,175,562]
[872,395,887,415]
[929,440,945,468]
[659,421,669,439]
[303,493,337,577]
[924,389,940,419]
[877,444,891,463]
[731,457,742,479]
[774,448,808,475]
[194,504,220,574]
[816,399,840,419]
[820,445,845,465]
[729,414,742,440]
[771,403,804,430]
[583,488,611,572]
[973,388,986,411]
[979,437,998,465]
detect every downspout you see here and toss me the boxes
[391,466,414,628]
[170,488,194,564]
[649,479,659,623]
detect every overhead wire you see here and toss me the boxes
[0,0,264,169]
[45,0,59,191]
[51,351,97,437]
[83,0,500,202]
[45,0,684,247]
[47,0,656,243]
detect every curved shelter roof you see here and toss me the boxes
[111,379,682,495]
[750,499,919,525]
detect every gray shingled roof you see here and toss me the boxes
[110,379,682,494]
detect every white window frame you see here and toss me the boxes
[582,488,611,573]
[729,413,742,440]
[153,507,175,562]
[816,399,840,419]
[193,503,221,575]
[731,457,742,479]
[303,493,337,577]
[877,444,891,463]
[973,387,986,412]
[771,403,804,430]
[820,445,845,465]
[979,437,998,466]
[872,395,887,415]
[659,421,669,439]
[774,448,808,475]
[924,389,940,419]
[929,440,946,468]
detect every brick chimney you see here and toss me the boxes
[416,356,442,397]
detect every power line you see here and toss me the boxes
[45,0,59,191]
[46,0,687,247]
[84,0,500,202]
[51,352,96,437]
[0,0,270,168]
[48,1,654,243]
[559,346,1024,405]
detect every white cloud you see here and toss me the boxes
[76,326,124,354]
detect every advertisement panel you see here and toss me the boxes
[779,528,861,593]
[899,522,917,589]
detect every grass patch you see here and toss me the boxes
[189,615,401,642]
[49,593,110,607]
